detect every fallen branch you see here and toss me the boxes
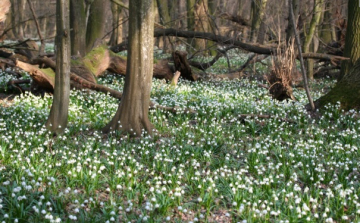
[111,29,350,63]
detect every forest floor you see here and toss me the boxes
[0,54,359,223]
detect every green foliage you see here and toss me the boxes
[0,65,360,223]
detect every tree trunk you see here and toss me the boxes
[46,0,71,135]
[286,0,300,43]
[103,0,155,136]
[339,0,360,80]
[313,58,360,110]
[313,0,360,110]
[109,1,123,46]
[303,0,323,80]
[319,0,334,45]
[70,0,86,57]
[85,0,108,54]
[250,0,268,43]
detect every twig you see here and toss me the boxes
[289,0,315,111]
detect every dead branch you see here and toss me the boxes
[111,29,349,63]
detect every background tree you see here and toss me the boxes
[45,0,71,134]
[250,0,268,43]
[85,0,109,53]
[70,0,86,56]
[103,0,155,136]
[303,0,324,80]
[313,0,360,109]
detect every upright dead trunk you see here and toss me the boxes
[85,0,108,54]
[103,0,155,136]
[46,0,71,135]
[70,0,86,57]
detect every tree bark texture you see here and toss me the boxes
[46,0,71,135]
[303,0,324,80]
[250,0,268,43]
[70,0,86,57]
[339,0,360,80]
[85,0,108,54]
[103,0,155,136]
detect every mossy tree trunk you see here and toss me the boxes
[85,0,108,54]
[315,58,360,110]
[314,0,360,110]
[339,0,360,80]
[70,0,86,57]
[46,0,71,135]
[103,0,155,136]
[303,0,323,81]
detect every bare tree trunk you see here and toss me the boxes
[250,0,268,43]
[286,0,299,43]
[46,0,71,135]
[70,0,86,57]
[339,0,360,80]
[109,1,123,46]
[303,0,324,80]
[85,0,108,54]
[103,0,155,136]
[319,0,334,45]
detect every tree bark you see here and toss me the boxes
[46,0,71,135]
[103,0,155,136]
[109,1,123,46]
[85,0,108,54]
[339,0,360,80]
[286,0,299,43]
[303,0,324,80]
[313,0,360,110]
[70,0,86,57]
[250,0,268,43]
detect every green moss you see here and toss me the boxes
[81,45,108,76]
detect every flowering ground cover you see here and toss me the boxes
[1,68,360,222]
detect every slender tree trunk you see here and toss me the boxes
[85,0,108,54]
[46,0,71,135]
[17,0,25,39]
[187,0,196,50]
[339,0,360,80]
[303,0,323,80]
[109,1,123,46]
[103,0,155,136]
[286,0,299,43]
[156,0,171,52]
[70,0,86,57]
[319,0,334,45]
